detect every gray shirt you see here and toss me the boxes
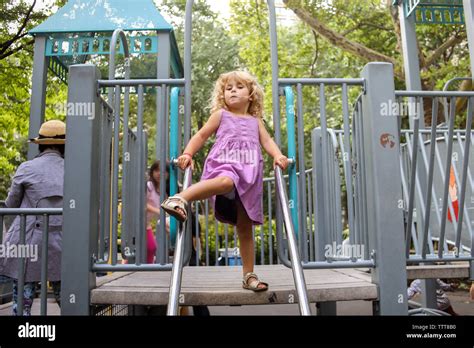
[0,149,64,281]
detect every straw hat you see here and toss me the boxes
[29,120,66,145]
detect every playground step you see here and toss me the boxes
[90,265,377,306]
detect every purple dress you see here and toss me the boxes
[201,109,264,226]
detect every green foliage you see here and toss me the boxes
[226,0,471,231]
[196,210,278,265]
[1,0,472,241]
[159,0,242,180]
[0,1,67,198]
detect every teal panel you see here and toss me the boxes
[45,35,158,57]
[49,57,69,84]
[401,0,464,24]
[415,5,464,24]
[30,0,172,34]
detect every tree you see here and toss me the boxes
[282,0,471,124]
[227,0,472,229]
[228,0,365,174]
[159,0,242,178]
[0,0,67,198]
[0,0,68,61]
[282,0,468,83]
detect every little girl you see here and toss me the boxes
[146,160,170,263]
[161,71,288,291]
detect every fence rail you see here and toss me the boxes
[395,90,474,263]
[0,208,62,315]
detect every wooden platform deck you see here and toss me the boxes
[91,265,377,306]
[91,262,470,306]
[407,262,470,279]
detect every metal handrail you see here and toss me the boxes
[107,29,132,265]
[108,29,131,82]
[408,307,450,316]
[442,77,472,126]
[107,28,131,105]
[279,78,365,86]
[395,90,474,97]
[98,79,185,87]
[274,159,311,315]
[443,77,471,92]
[0,208,62,215]
[408,299,451,316]
[167,160,193,316]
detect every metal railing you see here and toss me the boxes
[59,1,417,316]
[269,0,407,315]
[396,90,474,263]
[278,79,373,269]
[351,95,370,259]
[60,18,192,313]
[274,161,311,315]
[442,77,471,128]
[62,64,188,314]
[91,81,185,272]
[89,28,187,271]
[167,161,193,316]
[408,307,451,316]
[0,208,62,315]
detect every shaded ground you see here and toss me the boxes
[0,289,472,316]
[207,289,473,315]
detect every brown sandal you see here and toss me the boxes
[242,272,268,292]
[161,195,188,222]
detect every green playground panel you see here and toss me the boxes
[45,34,182,87]
[412,4,464,24]
[394,0,464,24]
[45,35,158,57]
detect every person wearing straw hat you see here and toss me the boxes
[0,120,65,315]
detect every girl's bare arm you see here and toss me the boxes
[258,118,289,170]
[182,110,222,156]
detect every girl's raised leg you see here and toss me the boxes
[178,176,234,202]
[163,176,235,221]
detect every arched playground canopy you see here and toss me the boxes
[27,0,183,159]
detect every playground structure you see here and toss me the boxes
[0,0,474,316]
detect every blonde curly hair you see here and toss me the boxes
[209,70,264,118]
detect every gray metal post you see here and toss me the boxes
[183,0,194,260]
[361,63,407,315]
[156,31,171,156]
[28,36,49,160]
[184,0,193,146]
[312,128,337,315]
[398,3,436,308]
[156,32,171,264]
[464,0,474,80]
[61,65,101,315]
[312,128,327,261]
[398,5,423,106]
[267,0,285,262]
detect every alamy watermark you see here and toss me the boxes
[216,148,258,165]
[0,242,38,262]
[380,99,423,118]
[324,242,364,259]
[18,322,55,341]
[54,102,95,120]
